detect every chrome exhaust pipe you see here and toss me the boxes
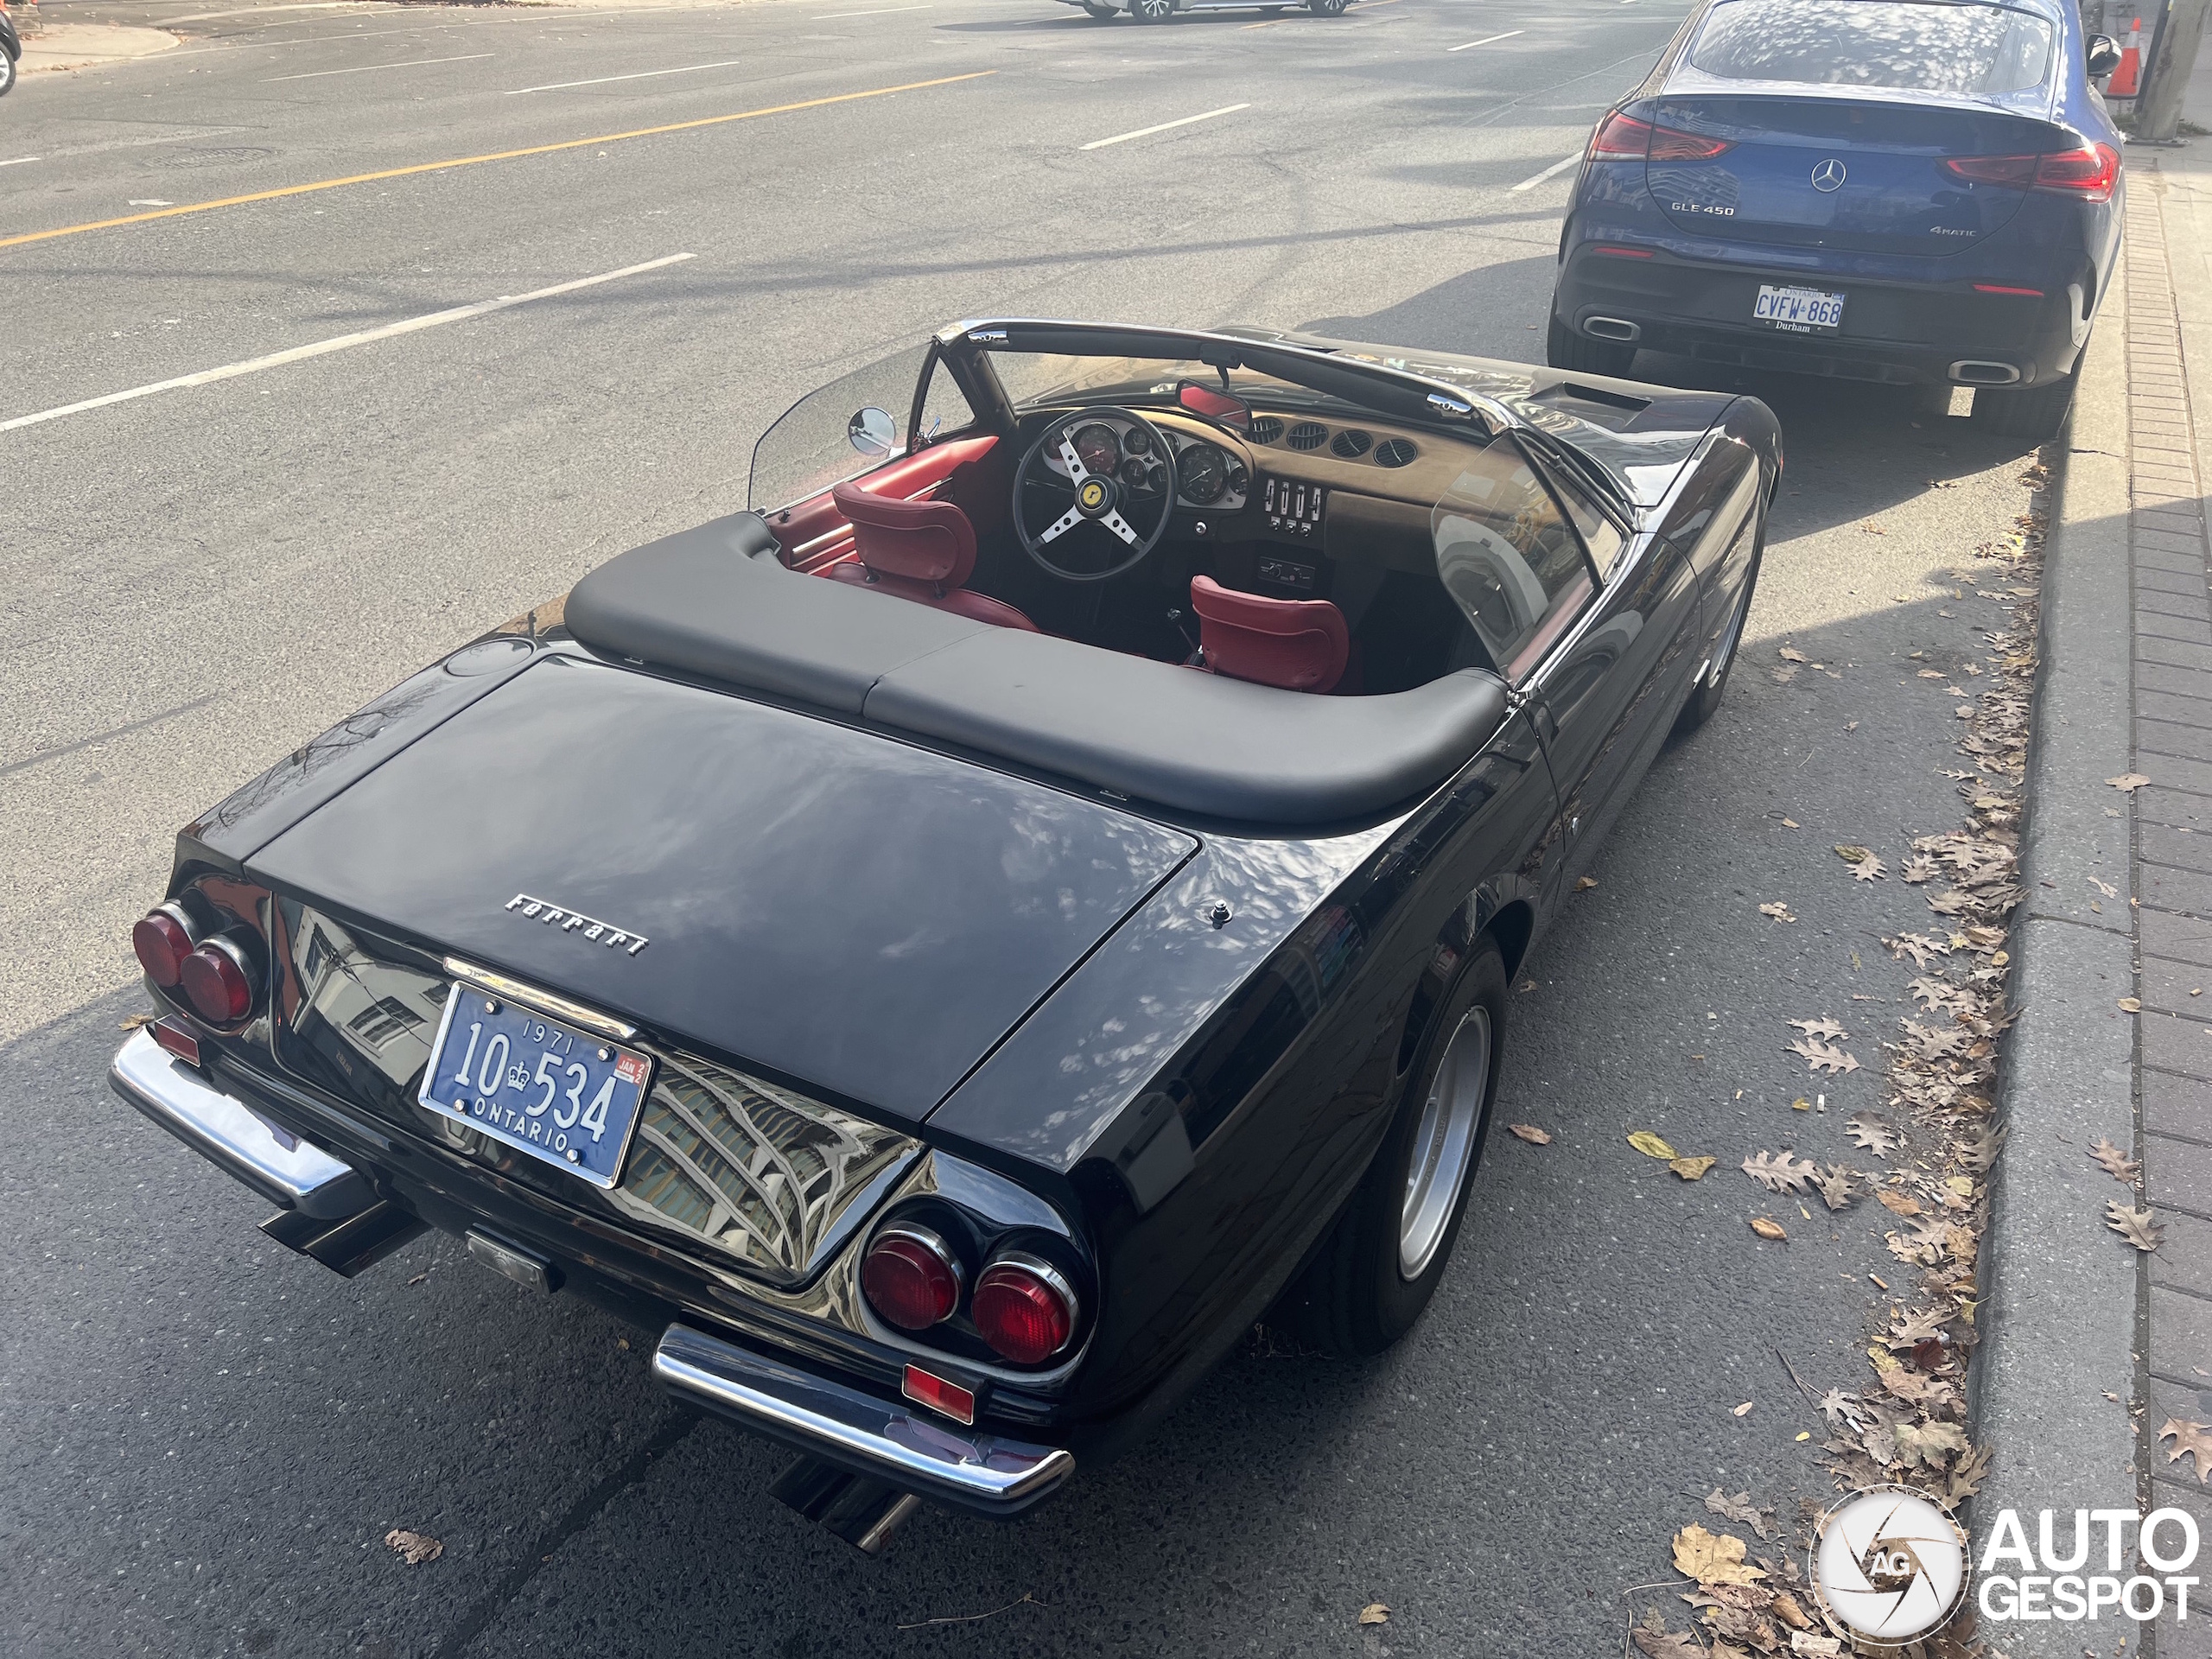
[770,1455,924,1554]
[1949,360,2021,385]
[1585,316,1641,342]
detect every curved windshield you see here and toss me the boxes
[983,352,1371,421]
[1685,0,2055,96]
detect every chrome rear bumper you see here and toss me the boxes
[652,1324,1074,1518]
[109,1029,370,1219]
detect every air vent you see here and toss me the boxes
[1285,422,1327,451]
[1373,437,1418,468]
[1248,416,1284,444]
[1330,429,1373,458]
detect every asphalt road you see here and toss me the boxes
[2,3,2056,1654]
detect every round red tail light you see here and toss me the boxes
[131,907,196,988]
[971,1255,1077,1366]
[861,1225,963,1331]
[180,939,256,1025]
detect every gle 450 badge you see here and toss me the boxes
[1810,1485,1971,1645]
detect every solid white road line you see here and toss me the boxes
[1510,152,1583,192]
[164,1,373,19]
[264,53,493,82]
[507,60,747,95]
[815,4,927,16]
[1080,104,1248,151]
[0,254,694,436]
[1,157,41,168]
[1448,28,1522,49]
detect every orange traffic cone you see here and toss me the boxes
[2110,16,2145,97]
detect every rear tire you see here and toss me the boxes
[1083,2,1120,16]
[1132,0,1173,19]
[1308,0,1348,15]
[1546,314,1637,378]
[1969,369,2078,442]
[1276,937,1509,1357]
[0,48,15,97]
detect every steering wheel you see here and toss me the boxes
[1011,408,1179,583]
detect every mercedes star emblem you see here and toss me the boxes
[1811,158,1847,193]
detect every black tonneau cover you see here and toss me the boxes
[563,512,1510,826]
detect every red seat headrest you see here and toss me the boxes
[1190,575,1351,694]
[832,479,977,588]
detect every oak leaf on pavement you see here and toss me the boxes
[1787,1037,1861,1074]
[2161,1421,2212,1484]
[2089,1138,2139,1182]
[1743,1150,1816,1193]
[2107,1201,2164,1251]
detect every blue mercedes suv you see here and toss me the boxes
[1546,0,2124,438]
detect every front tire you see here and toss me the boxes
[1308,0,1348,14]
[1969,367,2078,442]
[1546,314,1637,378]
[1672,520,1764,739]
[1277,937,1508,1357]
[1131,0,1173,19]
[0,49,16,97]
[1083,2,1121,16]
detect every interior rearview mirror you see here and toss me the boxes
[1177,381,1252,433]
[847,406,897,458]
[2087,33,2122,79]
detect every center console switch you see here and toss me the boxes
[1262,478,1324,540]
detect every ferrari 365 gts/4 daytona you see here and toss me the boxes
[113,319,1777,1551]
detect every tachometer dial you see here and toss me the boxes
[1176,442,1229,505]
[1071,423,1122,476]
[1122,457,1160,492]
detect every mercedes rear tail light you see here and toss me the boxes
[971,1254,1077,1366]
[1588,111,1731,162]
[179,938,258,1026]
[131,905,199,988]
[860,1225,964,1332]
[1944,144,2120,202]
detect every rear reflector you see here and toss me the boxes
[150,1018,201,1068]
[1593,245,1656,259]
[1588,111,1732,162]
[1944,144,2120,202]
[1973,283,2044,296]
[901,1364,976,1426]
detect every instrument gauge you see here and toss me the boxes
[1176,442,1230,505]
[1071,423,1122,476]
[1122,424,1155,458]
[1226,464,1249,498]
[1122,457,1157,491]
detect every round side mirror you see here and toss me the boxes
[847,406,897,458]
[2087,34,2122,79]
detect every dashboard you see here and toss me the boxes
[1042,414,1252,512]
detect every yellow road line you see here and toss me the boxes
[0,71,995,253]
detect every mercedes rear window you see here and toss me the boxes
[1684,0,2056,96]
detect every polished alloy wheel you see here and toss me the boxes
[1398,1006,1490,1280]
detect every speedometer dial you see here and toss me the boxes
[1176,442,1229,505]
[1072,423,1122,476]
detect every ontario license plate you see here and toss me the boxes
[1752,284,1846,332]
[418,984,653,1187]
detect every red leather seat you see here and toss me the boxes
[1190,575,1350,693]
[826,480,1038,632]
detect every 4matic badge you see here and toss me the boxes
[505,893,649,956]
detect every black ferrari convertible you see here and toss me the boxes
[114,319,1777,1552]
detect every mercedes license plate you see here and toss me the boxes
[419,985,652,1187]
[1753,284,1846,333]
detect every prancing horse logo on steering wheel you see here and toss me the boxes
[1077,478,1109,513]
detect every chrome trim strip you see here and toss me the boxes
[652,1323,1075,1517]
[109,1029,370,1219]
[441,957,638,1041]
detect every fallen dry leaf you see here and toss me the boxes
[1732,1400,1754,1416]
[1672,1523,1767,1588]
[2089,1137,2140,1182]
[2161,1420,2212,1484]
[1900,855,1940,884]
[1813,1165,1860,1211]
[1670,1155,1718,1181]
[2107,773,2152,792]
[1630,1626,1704,1659]
[2107,1201,2164,1252]
[1787,1016,1847,1041]
[1758,901,1797,923]
[1845,1114,1898,1157]
[1357,1603,1391,1627]
[1876,1190,1922,1218]
[1892,1420,1970,1471]
[1573,875,1599,892]
[118,1012,156,1032]
[1772,1593,1811,1631]
[1778,646,1808,663]
[1750,1217,1788,1241]
[1852,855,1888,881]
[1507,1123,1552,1145]
[1743,1150,1816,1193]
[1785,1037,1860,1075]
[385,1529,443,1567]
[1833,843,1872,864]
[1703,1489,1776,1540]
[1628,1130,1681,1160]
[2119,997,2142,1014]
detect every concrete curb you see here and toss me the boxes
[20,23,181,74]
[1967,257,2144,1654]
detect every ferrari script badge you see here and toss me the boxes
[505,893,649,956]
